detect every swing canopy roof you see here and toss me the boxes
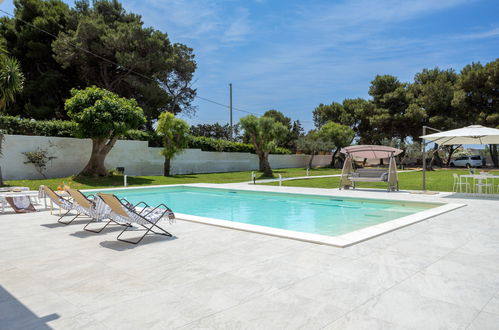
[340,145,403,159]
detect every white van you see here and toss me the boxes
[449,155,486,168]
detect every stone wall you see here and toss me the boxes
[1,135,332,180]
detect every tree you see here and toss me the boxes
[288,120,304,152]
[312,102,353,129]
[190,122,241,140]
[410,68,459,131]
[156,112,190,176]
[0,45,25,111]
[453,59,499,166]
[0,0,77,119]
[319,121,355,168]
[65,86,145,176]
[263,109,303,151]
[53,0,196,128]
[368,75,414,142]
[240,115,288,177]
[342,98,386,144]
[297,131,333,169]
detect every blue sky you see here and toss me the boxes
[2,0,499,131]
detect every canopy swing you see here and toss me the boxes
[339,145,402,191]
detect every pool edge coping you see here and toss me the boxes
[83,183,466,247]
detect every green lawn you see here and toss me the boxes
[261,169,499,192]
[5,167,342,191]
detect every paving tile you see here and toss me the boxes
[91,288,214,329]
[385,239,453,260]
[394,272,495,310]
[482,292,499,315]
[273,248,347,273]
[169,272,268,312]
[0,290,82,330]
[284,272,392,311]
[325,259,415,290]
[181,288,347,330]
[467,312,499,330]
[229,257,318,291]
[323,311,409,330]
[424,255,499,289]
[356,288,479,329]
[359,249,439,272]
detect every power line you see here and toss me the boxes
[0,8,314,124]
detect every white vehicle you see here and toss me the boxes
[449,155,486,168]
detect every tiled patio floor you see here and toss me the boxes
[1,186,499,329]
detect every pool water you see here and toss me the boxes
[94,186,440,236]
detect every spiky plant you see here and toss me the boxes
[0,45,24,111]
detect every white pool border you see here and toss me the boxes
[85,183,466,247]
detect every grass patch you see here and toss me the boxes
[5,167,342,190]
[261,169,499,192]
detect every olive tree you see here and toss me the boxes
[65,86,145,176]
[240,115,288,177]
[319,121,355,168]
[156,112,190,176]
[297,131,334,169]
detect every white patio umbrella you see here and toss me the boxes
[420,124,499,191]
[420,125,499,145]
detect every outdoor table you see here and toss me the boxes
[0,191,44,212]
[459,174,499,194]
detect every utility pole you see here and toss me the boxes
[229,83,233,140]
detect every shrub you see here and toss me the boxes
[0,116,152,142]
[23,148,57,178]
[187,136,291,154]
[0,115,76,137]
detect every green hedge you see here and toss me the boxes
[188,136,253,152]
[0,116,155,141]
[0,116,292,154]
[0,115,77,137]
[187,136,291,154]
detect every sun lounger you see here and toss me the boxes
[66,189,131,233]
[41,185,82,224]
[97,193,175,244]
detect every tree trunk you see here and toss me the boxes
[258,151,273,177]
[489,145,498,167]
[445,145,460,167]
[0,166,3,186]
[428,144,443,170]
[309,154,315,169]
[163,157,171,176]
[80,137,118,176]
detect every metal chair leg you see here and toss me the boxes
[84,218,130,233]
[84,219,112,233]
[117,223,152,245]
[56,209,72,222]
[58,212,80,225]
[116,221,172,245]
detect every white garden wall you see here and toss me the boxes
[0,135,332,180]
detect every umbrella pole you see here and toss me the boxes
[421,125,442,191]
[422,126,426,191]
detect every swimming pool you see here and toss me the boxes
[91,186,451,242]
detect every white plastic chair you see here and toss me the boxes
[453,173,469,193]
[474,175,493,194]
